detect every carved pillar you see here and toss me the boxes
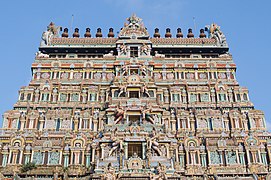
[239,152,245,166]
[124,142,128,159]
[63,151,69,168]
[165,144,170,159]
[82,93,87,104]
[261,152,267,165]
[236,149,240,164]
[258,150,262,163]
[224,150,228,166]
[74,119,79,131]
[19,150,23,164]
[70,70,74,80]
[29,118,35,129]
[52,92,58,103]
[101,144,105,159]
[142,142,147,159]
[177,117,181,130]
[24,152,31,164]
[1,151,8,167]
[93,120,98,132]
[86,152,91,168]
[218,150,223,165]
[179,152,185,168]
[200,153,207,167]
[20,119,26,131]
[91,145,96,163]
[39,119,45,131]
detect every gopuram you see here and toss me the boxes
[0,14,270,180]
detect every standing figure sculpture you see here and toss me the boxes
[108,137,124,156]
[118,83,127,97]
[141,83,150,97]
[146,135,162,156]
[41,22,61,46]
[114,107,125,124]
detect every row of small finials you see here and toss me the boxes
[61,27,207,38]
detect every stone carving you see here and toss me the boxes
[198,119,207,129]
[140,43,150,55]
[41,22,61,46]
[102,163,117,180]
[119,14,149,38]
[61,119,71,129]
[151,162,167,180]
[32,152,44,165]
[108,137,124,156]
[118,43,128,55]
[48,152,60,165]
[73,72,82,79]
[227,151,237,164]
[210,151,220,164]
[205,23,227,46]
[61,72,69,79]
[94,73,102,80]
[41,72,50,79]
[118,84,127,97]
[45,119,55,129]
[147,135,162,156]
[36,51,49,58]
[127,153,143,171]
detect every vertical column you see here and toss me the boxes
[93,120,98,132]
[179,153,185,169]
[101,144,105,159]
[124,142,128,159]
[2,152,8,167]
[91,145,96,163]
[70,70,74,80]
[142,142,146,159]
[63,152,69,168]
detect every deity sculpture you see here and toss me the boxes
[114,107,125,124]
[146,135,162,156]
[108,137,124,156]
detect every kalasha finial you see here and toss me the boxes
[176,28,183,38]
[187,28,194,38]
[154,28,160,38]
[127,13,142,24]
[62,28,69,38]
[84,28,91,38]
[199,29,206,38]
[108,28,114,38]
[73,28,80,38]
[96,28,102,38]
[165,28,172,38]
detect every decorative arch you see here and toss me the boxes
[71,138,86,148]
[10,137,25,147]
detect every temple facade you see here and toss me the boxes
[0,15,271,180]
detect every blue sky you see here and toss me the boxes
[0,0,270,129]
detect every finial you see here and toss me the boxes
[62,28,69,38]
[73,28,80,38]
[165,28,172,38]
[199,29,206,38]
[154,28,160,38]
[84,28,91,38]
[176,28,183,38]
[96,28,102,38]
[187,28,194,38]
[108,28,114,38]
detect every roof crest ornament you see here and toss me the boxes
[40,22,62,47]
[205,23,227,47]
[118,14,149,39]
